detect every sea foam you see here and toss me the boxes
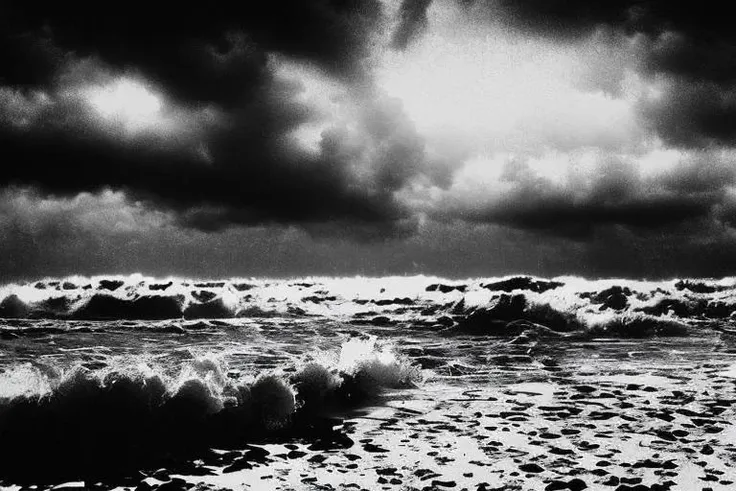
[2,273,735,339]
[0,336,421,483]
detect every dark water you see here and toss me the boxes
[2,275,736,487]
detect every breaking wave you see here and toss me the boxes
[2,274,736,338]
[0,336,420,483]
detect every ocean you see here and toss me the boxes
[1,275,735,490]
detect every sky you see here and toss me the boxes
[2,0,736,281]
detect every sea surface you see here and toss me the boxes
[2,275,736,490]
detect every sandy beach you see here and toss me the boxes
[126,341,736,491]
[4,336,735,491]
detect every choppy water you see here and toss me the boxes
[2,275,736,487]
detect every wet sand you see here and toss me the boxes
[89,340,736,491]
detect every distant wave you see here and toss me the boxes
[2,274,736,337]
[0,337,421,483]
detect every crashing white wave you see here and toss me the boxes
[0,335,422,482]
[1,274,735,337]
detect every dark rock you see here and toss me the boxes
[573,385,596,393]
[373,297,414,306]
[376,468,398,475]
[430,480,457,488]
[550,447,575,455]
[675,280,726,294]
[588,412,618,421]
[149,282,174,291]
[601,292,628,311]
[369,316,394,326]
[363,443,388,453]
[308,454,328,463]
[539,432,561,439]
[545,479,587,491]
[232,283,255,291]
[631,459,677,470]
[426,284,467,293]
[482,277,564,293]
[569,480,587,491]
[301,295,337,303]
[581,286,631,311]
[649,411,675,423]
[613,485,673,491]
[654,430,677,442]
[98,279,124,291]
[602,476,619,486]
[519,463,544,473]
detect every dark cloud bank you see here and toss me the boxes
[3,1,736,280]
[0,1,421,233]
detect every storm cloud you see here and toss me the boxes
[490,0,736,146]
[3,1,736,279]
[0,2,438,237]
[1,2,383,91]
[391,0,434,50]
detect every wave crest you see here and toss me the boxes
[4,274,736,338]
[0,336,421,483]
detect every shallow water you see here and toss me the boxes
[3,316,733,388]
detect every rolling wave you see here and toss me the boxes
[2,274,736,337]
[0,337,421,483]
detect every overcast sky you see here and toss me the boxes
[2,1,736,280]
